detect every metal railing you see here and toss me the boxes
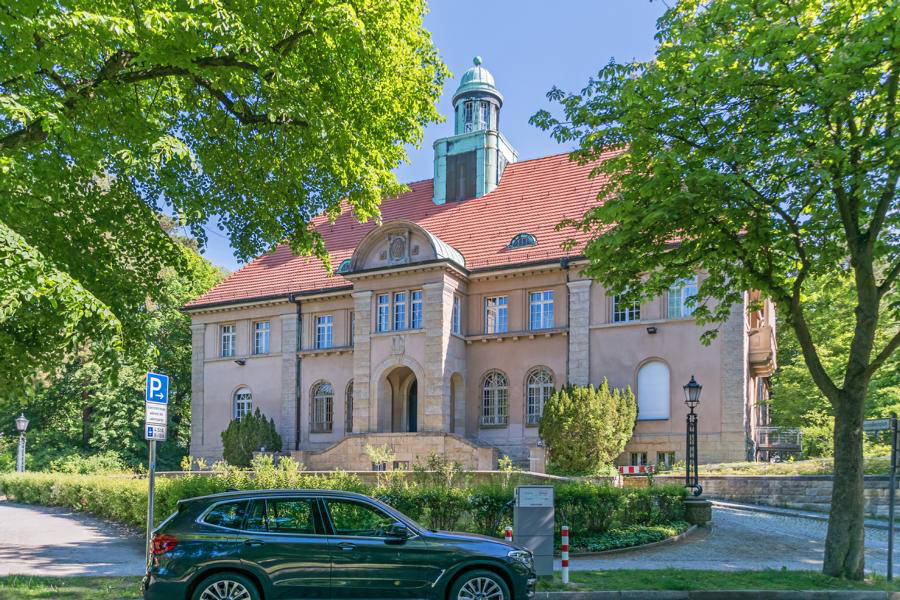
[755,426,802,449]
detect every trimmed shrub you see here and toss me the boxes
[221,408,282,467]
[420,485,469,531]
[468,483,513,536]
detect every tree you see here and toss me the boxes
[221,408,283,468]
[538,381,637,476]
[0,0,447,391]
[531,0,897,578]
[770,271,899,457]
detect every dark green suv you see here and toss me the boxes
[143,489,536,600]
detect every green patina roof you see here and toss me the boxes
[453,56,503,105]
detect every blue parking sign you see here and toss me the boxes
[146,373,169,404]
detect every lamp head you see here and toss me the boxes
[683,375,702,408]
[15,413,29,432]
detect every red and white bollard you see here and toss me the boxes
[504,526,513,543]
[561,525,570,584]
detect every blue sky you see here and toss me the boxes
[199,1,667,271]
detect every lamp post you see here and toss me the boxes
[15,413,29,473]
[683,376,702,496]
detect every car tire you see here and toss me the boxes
[449,569,510,600]
[191,572,260,600]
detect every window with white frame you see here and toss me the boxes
[315,315,333,349]
[526,368,554,425]
[463,101,474,132]
[345,381,353,433]
[410,290,423,329]
[529,291,555,330]
[253,320,270,354]
[630,452,648,466]
[668,277,698,318]
[657,451,676,468]
[613,294,641,323]
[221,324,236,357]
[484,296,508,334]
[233,387,252,419]
[481,371,509,426]
[311,382,333,433]
[393,292,407,330]
[637,360,670,420]
[480,100,491,130]
[376,294,390,332]
[452,296,461,335]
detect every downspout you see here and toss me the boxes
[290,294,302,451]
[560,257,572,386]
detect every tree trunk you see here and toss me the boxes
[823,389,867,579]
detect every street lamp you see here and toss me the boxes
[15,412,29,473]
[683,376,702,496]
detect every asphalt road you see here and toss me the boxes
[2,500,898,577]
[0,501,146,576]
[564,504,900,575]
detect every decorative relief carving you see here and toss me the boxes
[411,245,419,256]
[389,235,407,262]
[391,336,405,356]
[379,250,387,260]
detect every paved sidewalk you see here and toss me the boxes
[559,504,900,575]
[0,501,146,576]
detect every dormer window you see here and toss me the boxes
[336,259,351,274]
[508,233,537,249]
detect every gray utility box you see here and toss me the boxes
[512,485,554,578]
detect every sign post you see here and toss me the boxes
[144,372,169,564]
[864,415,897,581]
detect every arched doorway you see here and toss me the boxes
[407,380,418,433]
[383,366,417,432]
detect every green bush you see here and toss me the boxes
[539,380,637,475]
[221,408,282,467]
[468,483,513,536]
[45,450,130,475]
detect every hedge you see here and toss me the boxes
[0,461,686,539]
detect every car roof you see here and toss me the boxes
[180,489,372,505]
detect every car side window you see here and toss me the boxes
[203,500,248,530]
[265,498,316,534]
[325,499,394,537]
[245,500,267,532]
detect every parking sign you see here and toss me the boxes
[146,372,169,404]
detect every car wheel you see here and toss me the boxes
[191,572,260,600]
[450,569,510,600]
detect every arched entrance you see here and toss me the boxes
[383,366,418,432]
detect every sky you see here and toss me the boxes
[198,1,668,271]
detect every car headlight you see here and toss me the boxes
[507,550,534,568]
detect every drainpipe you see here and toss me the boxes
[290,293,302,451]
[561,258,572,386]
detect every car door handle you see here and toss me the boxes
[337,542,356,551]
[244,539,265,547]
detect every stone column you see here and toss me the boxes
[422,280,452,431]
[566,279,592,387]
[718,295,749,462]
[352,291,373,432]
[280,311,299,451]
[189,323,206,458]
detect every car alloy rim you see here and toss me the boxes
[458,576,505,600]
[199,580,252,600]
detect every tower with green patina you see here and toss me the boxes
[433,57,518,205]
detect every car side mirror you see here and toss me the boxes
[385,522,410,539]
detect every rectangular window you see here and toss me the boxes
[484,296,508,334]
[253,320,270,354]
[480,100,490,130]
[668,277,698,318]
[613,295,641,323]
[446,150,477,202]
[657,451,676,469]
[529,291,555,330]
[376,294,390,332]
[452,296,461,335]
[315,315,333,349]
[393,292,407,330]
[630,452,648,466]
[463,101,473,131]
[349,312,354,346]
[410,290,423,329]
[221,324,236,357]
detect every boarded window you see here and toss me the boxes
[446,151,477,202]
[637,361,670,420]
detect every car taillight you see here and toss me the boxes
[151,533,178,555]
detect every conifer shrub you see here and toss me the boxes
[221,408,282,467]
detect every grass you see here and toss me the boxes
[655,456,891,477]
[0,576,143,599]
[538,569,900,592]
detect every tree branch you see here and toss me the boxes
[879,260,900,299]
[865,329,900,380]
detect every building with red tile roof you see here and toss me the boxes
[185,58,776,470]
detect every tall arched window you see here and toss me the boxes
[233,387,252,420]
[481,371,509,426]
[637,361,670,420]
[311,382,333,433]
[345,381,354,434]
[526,369,554,425]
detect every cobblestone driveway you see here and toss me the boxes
[564,505,900,575]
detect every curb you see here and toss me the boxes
[560,525,700,559]
[711,500,900,532]
[535,591,897,599]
